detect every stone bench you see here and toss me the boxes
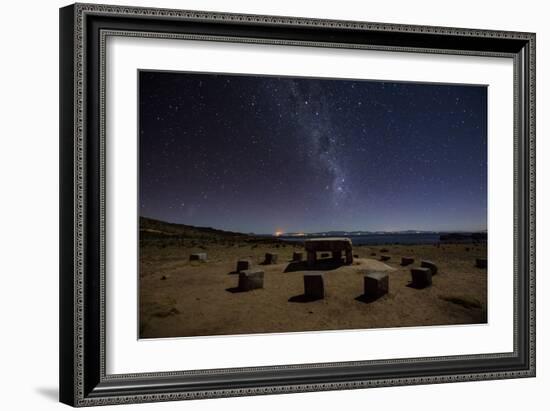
[189,253,207,262]
[303,274,325,300]
[364,272,389,298]
[420,260,438,275]
[410,267,432,288]
[238,269,264,291]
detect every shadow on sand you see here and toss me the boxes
[354,294,385,304]
[406,282,431,290]
[284,259,345,273]
[225,286,247,293]
[288,294,323,303]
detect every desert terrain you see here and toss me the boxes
[139,217,487,339]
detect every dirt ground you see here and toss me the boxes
[139,241,487,338]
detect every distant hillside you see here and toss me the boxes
[139,217,290,249]
[140,217,251,240]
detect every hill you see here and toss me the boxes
[139,217,284,246]
[140,216,251,240]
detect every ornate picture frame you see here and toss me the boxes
[59,3,535,406]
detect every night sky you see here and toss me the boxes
[139,71,487,234]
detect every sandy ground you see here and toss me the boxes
[139,241,487,338]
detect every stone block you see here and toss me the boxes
[420,260,438,275]
[304,274,325,300]
[292,252,303,262]
[264,252,278,264]
[411,267,432,288]
[364,272,389,297]
[189,253,207,262]
[236,259,251,272]
[401,256,415,266]
[238,269,264,291]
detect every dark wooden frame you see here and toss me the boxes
[60,3,536,407]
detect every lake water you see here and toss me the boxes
[279,233,444,246]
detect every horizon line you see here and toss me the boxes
[140,215,488,235]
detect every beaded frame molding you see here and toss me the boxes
[59,3,535,407]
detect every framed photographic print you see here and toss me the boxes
[59,3,536,407]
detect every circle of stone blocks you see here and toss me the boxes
[189,252,207,262]
[380,255,391,261]
[364,272,389,298]
[410,267,432,288]
[236,259,252,273]
[401,256,415,266]
[420,260,438,275]
[238,269,264,291]
[292,252,303,262]
[303,274,325,300]
[264,252,278,264]
[475,258,487,269]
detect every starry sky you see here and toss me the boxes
[139,71,487,234]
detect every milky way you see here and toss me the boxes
[139,71,487,234]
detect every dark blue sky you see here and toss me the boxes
[139,71,487,234]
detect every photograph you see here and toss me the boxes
[56,2,536,406]
[138,70,488,339]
